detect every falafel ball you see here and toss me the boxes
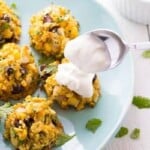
[44,73,101,111]
[0,0,21,45]
[29,5,79,58]
[0,43,39,101]
[4,95,64,150]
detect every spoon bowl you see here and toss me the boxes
[91,29,129,70]
[65,28,150,72]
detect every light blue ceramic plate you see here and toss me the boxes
[0,0,134,149]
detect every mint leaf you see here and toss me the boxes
[38,55,55,65]
[115,127,128,138]
[130,128,140,139]
[10,3,17,9]
[44,65,57,74]
[10,3,19,17]
[55,133,75,147]
[142,50,150,58]
[86,118,102,133]
[39,64,57,80]
[132,96,150,109]
[0,103,13,120]
[0,22,10,32]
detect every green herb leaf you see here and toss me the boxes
[0,22,10,32]
[57,17,64,23]
[36,31,42,35]
[44,65,57,74]
[55,133,75,147]
[39,64,57,79]
[115,127,128,138]
[10,3,17,9]
[0,103,13,120]
[142,50,150,58]
[132,96,150,109]
[86,118,102,133]
[130,128,140,139]
[38,55,55,65]
[10,3,19,17]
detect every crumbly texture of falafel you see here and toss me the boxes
[4,95,64,150]
[0,43,39,101]
[44,74,101,110]
[0,0,21,45]
[29,5,79,58]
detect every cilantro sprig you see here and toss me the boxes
[142,50,150,58]
[130,128,140,139]
[0,22,10,32]
[0,103,13,120]
[132,96,150,109]
[115,127,128,138]
[55,133,75,147]
[10,3,17,9]
[86,118,102,133]
[38,55,55,65]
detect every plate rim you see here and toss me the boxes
[93,2,134,149]
[98,53,134,149]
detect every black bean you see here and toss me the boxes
[14,119,20,128]
[5,66,14,76]
[40,64,46,71]
[43,13,52,23]
[5,37,18,43]
[51,116,60,126]
[2,14,11,22]
[40,73,50,80]
[24,117,34,128]
[20,66,27,75]
[52,119,57,126]
[12,85,24,94]
[39,131,46,137]
[49,26,60,33]
[42,145,51,150]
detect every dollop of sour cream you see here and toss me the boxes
[64,33,111,73]
[56,33,109,97]
[56,63,94,98]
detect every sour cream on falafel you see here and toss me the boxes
[56,63,94,98]
[56,33,107,97]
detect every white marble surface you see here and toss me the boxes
[97,0,150,150]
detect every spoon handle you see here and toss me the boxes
[127,42,150,50]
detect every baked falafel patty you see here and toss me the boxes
[4,96,64,150]
[0,43,39,101]
[44,74,101,111]
[29,5,79,58]
[0,0,21,45]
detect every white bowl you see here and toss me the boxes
[113,0,150,24]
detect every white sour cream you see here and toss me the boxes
[55,63,95,98]
[64,33,111,73]
[56,33,110,97]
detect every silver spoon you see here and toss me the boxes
[65,29,150,72]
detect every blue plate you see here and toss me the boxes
[1,0,134,149]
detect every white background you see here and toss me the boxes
[97,0,150,150]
